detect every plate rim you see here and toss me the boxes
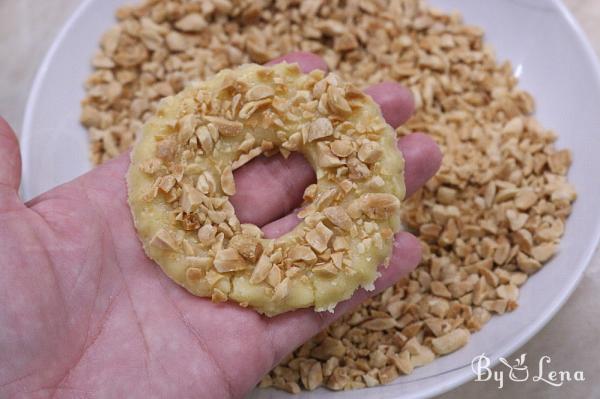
[20,0,97,200]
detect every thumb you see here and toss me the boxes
[0,117,22,210]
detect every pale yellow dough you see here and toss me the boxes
[127,63,405,316]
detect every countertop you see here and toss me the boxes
[1,0,598,397]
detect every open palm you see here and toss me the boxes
[0,53,441,398]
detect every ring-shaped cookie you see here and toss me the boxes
[127,63,405,316]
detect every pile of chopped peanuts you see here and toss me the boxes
[80,0,576,392]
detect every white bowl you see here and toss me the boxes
[21,0,600,397]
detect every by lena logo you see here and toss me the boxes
[471,353,585,389]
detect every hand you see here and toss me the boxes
[0,52,441,398]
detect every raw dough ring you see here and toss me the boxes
[127,63,405,316]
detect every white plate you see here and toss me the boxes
[21,0,600,397]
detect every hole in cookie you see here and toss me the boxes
[230,152,316,231]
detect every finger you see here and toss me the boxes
[0,117,23,210]
[266,51,329,73]
[0,118,22,191]
[400,132,443,197]
[364,82,415,128]
[267,232,422,361]
[262,212,300,239]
